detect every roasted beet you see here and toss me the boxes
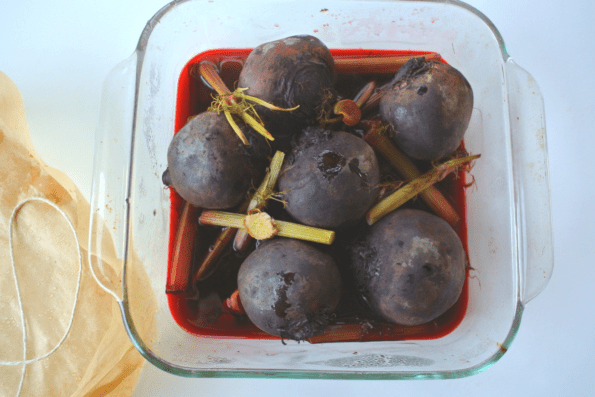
[238,35,336,146]
[350,209,466,326]
[278,127,380,229]
[379,58,473,161]
[167,111,268,209]
[237,239,342,340]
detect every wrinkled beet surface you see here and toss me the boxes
[350,209,466,326]
[278,127,380,229]
[237,239,342,341]
[238,35,336,147]
[167,111,267,209]
[379,58,473,161]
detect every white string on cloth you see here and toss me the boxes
[0,197,83,397]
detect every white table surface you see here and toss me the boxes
[2,1,594,396]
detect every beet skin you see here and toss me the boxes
[278,127,380,230]
[237,239,342,341]
[167,111,268,209]
[350,209,466,326]
[379,58,473,161]
[238,35,336,146]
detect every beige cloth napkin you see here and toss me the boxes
[0,71,156,396]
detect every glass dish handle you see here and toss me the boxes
[88,53,138,302]
[506,59,554,305]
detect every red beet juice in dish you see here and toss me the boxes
[166,48,470,342]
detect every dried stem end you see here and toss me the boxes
[199,61,299,144]
[200,211,335,245]
[234,151,285,251]
[244,209,278,239]
[322,82,374,126]
[354,80,377,107]
[333,99,361,126]
[366,154,480,225]
[363,120,462,228]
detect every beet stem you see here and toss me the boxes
[333,99,361,126]
[191,227,235,284]
[244,210,278,240]
[360,91,382,114]
[307,322,434,343]
[167,201,199,292]
[200,211,335,245]
[234,151,285,251]
[366,154,480,225]
[363,121,463,228]
[223,110,249,145]
[191,200,250,284]
[321,83,372,126]
[198,62,231,95]
[334,52,442,74]
[222,290,245,315]
[200,62,301,143]
[238,111,275,141]
[354,80,377,107]
[198,62,252,144]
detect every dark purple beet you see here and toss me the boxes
[350,209,466,326]
[161,168,172,187]
[278,127,380,230]
[238,35,336,148]
[167,111,268,209]
[237,239,342,341]
[379,58,473,161]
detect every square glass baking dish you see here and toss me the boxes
[89,0,553,379]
